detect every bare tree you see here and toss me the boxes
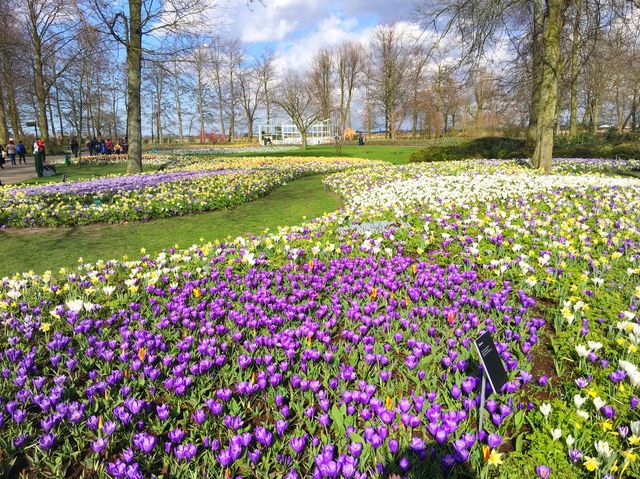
[310,48,333,122]
[274,71,323,150]
[369,25,411,140]
[89,0,223,172]
[238,63,263,140]
[225,39,244,142]
[256,48,276,126]
[335,41,363,151]
[25,0,79,143]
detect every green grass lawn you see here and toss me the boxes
[20,163,161,185]
[0,175,341,277]
[231,144,421,165]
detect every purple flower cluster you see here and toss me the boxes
[0,253,542,477]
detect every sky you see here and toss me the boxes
[217,0,419,69]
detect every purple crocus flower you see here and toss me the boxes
[410,436,425,451]
[157,404,170,421]
[193,409,206,425]
[169,429,185,444]
[568,449,583,463]
[175,443,197,461]
[487,433,502,448]
[601,405,615,418]
[216,448,234,467]
[276,419,288,436]
[290,435,306,454]
[133,432,156,453]
[348,442,363,457]
[39,433,57,450]
[536,465,551,478]
[92,438,108,453]
[255,427,273,447]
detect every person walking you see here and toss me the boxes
[0,144,4,169]
[70,138,79,158]
[34,138,44,177]
[6,139,16,165]
[16,140,26,164]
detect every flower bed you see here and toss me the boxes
[1,158,639,478]
[0,157,376,228]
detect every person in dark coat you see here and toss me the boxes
[16,140,27,164]
[70,138,79,158]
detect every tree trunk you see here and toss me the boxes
[568,0,581,138]
[590,96,600,135]
[616,81,624,134]
[175,65,184,142]
[112,91,118,139]
[48,100,56,139]
[55,82,64,139]
[301,131,307,150]
[0,82,8,145]
[127,0,143,173]
[34,70,49,141]
[531,0,565,172]
[197,64,205,143]
[527,0,545,143]
[4,72,22,137]
[155,80,162,144]
[632,92,638,131]
[555,96,562,136]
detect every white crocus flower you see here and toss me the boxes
[595,441,612,458]
[540,403,552,418]
[587,341,603,351]
[551,429,562,441]
[575,345,589,358]
[65,299,84,313]
[592,397,606,411]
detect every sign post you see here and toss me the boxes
[26,120,38,138]
[474,331,508,434]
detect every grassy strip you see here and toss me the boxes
[223,145,421,165]
[0,175,341,277]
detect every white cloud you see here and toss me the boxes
[273,15,372,71]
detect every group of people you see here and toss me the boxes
[86,137,127,157]
[0,139,28,169]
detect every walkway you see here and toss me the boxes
[1,156,66,185]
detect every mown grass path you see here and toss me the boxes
[0,175,341,276]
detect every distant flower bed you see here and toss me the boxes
[161,145,299,156]
[48,154,174,167]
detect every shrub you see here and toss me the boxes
[410,137,530,163]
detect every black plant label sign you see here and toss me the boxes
[474,331,508,394]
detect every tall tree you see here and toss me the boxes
[91,0,218,173]
[256,48,276,126]
[369,24,410,140]
[25,0,78,143]
[310,49,333,122]
[335,41,363,151]
[274,71,322,150]
[238,63,263,140]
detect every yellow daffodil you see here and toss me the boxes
[583,456,599,472]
